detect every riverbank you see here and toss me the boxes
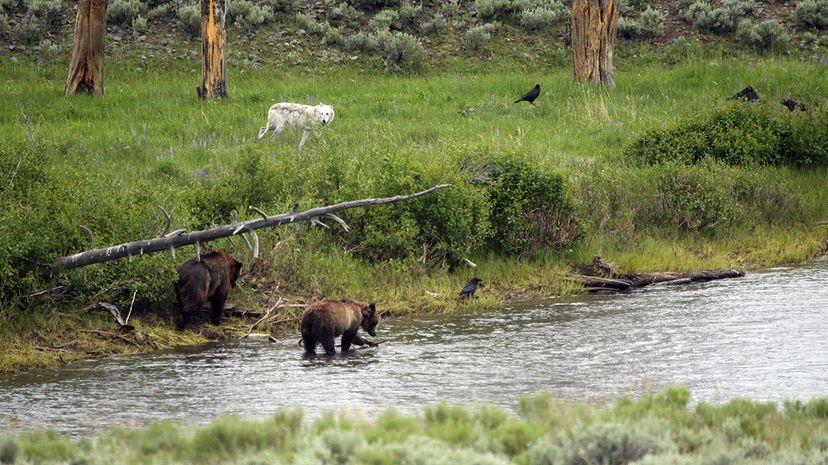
[1,55,827,374]
[1,387,826,464]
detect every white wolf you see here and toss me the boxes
[256,102,335,149]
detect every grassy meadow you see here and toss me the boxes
[0,388,827,465]
[1,52,827,372]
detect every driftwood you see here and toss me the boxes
[568,256,745,292]
[52,184,451,271]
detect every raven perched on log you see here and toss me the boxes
[459,277,484,298]
[514,84,540,105]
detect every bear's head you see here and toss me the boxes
[360,303,379,337]
[229,257,243,288]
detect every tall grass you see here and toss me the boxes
[0,388,826,465]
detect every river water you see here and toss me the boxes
[1,258,826,435]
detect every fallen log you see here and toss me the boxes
[569,256,745,292]
[52,184,450,271]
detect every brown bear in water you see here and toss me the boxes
[175,250,243,330]
[300,298,379,355]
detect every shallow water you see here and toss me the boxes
[1,258,827,435]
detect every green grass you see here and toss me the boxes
[1,52,827,372]
[0,388,826,465]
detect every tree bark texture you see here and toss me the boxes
[571,0,620,87]
[199,0,227,99]
[65,0,108,96]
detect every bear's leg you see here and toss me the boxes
[209,290,228,325]
[320,336,336,355]
[340,332,356,352]
[177,302,200,330]
[302,336,317,354]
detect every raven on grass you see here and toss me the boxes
[514,84,541,105]
[459,277,484,299]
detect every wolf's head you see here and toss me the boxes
[316,104,335,125]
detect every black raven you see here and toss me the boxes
[514,84,540,105]
[730,86,760,102]
[459,277,484,298]
[781,99,806,111]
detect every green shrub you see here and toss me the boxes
[107,0,143,25]
[185,151,283,229]
[482,156,580,257]
[684,0,755,33]
[475,0,515,19]
[227,0,272,28]
[736,19,789,49]
[464,23,497,52]
[398,0,422,26]
[420,11,447,34]
[344,31,379,52]
[653,163,736,232]
[331,2,363,24]
[627,103,828,167]
[24,0,61,24]
[376,31,426,71]
[370,8,399,31]
[639,6,666,37]
[264,0,297,14]
[795,0,828,29]
[176,3,200,36]
[531,421,675,465]
[147,3,172,19]
[618,16,644,38]
[132,14,147,36]
[12,14,42,44]
[519,3,568,31]
[0,0,17,11]
[36,38,59,65]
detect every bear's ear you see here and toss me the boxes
[363,303,376,316]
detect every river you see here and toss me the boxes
[1,258,826,435]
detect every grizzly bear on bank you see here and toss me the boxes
[175,250,243,330]
[300,299,379,355]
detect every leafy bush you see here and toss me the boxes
[376,31,426,71]
[147,3,172,19]
[344,31,379,52]
[36,38,59,65]
[420,11,447,34]
[107,0,144,25]
[176,3,201,36]
[736,19,789,49]
[24,0,61,24]
[397,0,422,26]
[13,14,43,44]
[795,0,828,29]
[370,8,399,31]
[626,103,828,167]
[227,0,272,28]
[519,3,568,31]
[264,0,298,14]
[331,2,363,25]
[482,156,580,257]
[132,14,147,36]
[475,0,515,19]
[352,0,401,10]
[638,6,666,37]
[529,421,675,465]
[654,163,736,232]
[464,23,497,52]
[683,0,755,33]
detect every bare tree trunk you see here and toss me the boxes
[198,0,227,99]
[571,0,620,87]
[65,0,108,96]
